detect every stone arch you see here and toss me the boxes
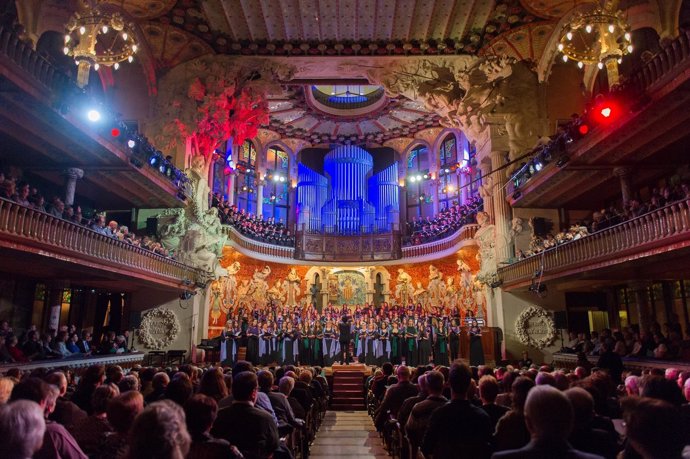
[404,140,433,172]
[263,140,297,182]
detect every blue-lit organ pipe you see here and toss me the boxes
[297,163,327,231]
[368,162,399,231]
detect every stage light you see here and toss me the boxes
[416,175,422,181]
[63,46,69,55]
[87,109,101,122]
[273,175,280,182]
[127,139,136,148]
[149,155,159,166]
[600,106,612,118]
[279,176,286,182]
[423,174,428,179]
[110,127,120,137]
[447,185,454,192]
[534,162,543,171]
[409,176,416,183]
[419,196,424,201]
[445,168,450,173]
[578,124,590,135]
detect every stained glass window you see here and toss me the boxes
[263,146,290,222]
[407,144,431,220]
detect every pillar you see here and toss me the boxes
[479,162,494,223]
[630,282,653,334]
[613,167,633,206]
[288,186,297,231]
[226,173,235,205]
[431,177,440,214]
[490,151,513,264]
[63,168,84,206]
[460,171,469,204]
[256,184,264,217]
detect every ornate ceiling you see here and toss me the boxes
[265,85,442,144]
[104,0,572,68]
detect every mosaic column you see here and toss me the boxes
[491,151,513,264]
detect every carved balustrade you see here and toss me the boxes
[0,352,145,374]
[551,352,690,373]
[0,198,202,288]
[498,200,690,288]
[223,222,479,263]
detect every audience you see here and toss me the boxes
[0,399,46,459]
[405,195,483,246]
[213,197,294,247]
[128,400,191,459]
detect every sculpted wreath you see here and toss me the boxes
[514,306,557,349]
[138,307,180,350]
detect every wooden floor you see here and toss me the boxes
[310,411,388,459]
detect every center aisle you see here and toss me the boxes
[309,411,388,459]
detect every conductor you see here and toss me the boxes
[338,315,352,364]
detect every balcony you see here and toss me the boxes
[0,26,187,209]
[498,200,690,290]
[223,223,478,264]
[0,198,202,290]
[508,29,690,209]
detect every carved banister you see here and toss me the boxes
[499,200,690,288]
[0,198,202,288]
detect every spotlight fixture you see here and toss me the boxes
[127,139,136,148]
[110,127,120,137]
[87,109,101,122]
[534,162,543,171]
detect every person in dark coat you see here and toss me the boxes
[338,315,352,364]
[374,365,419,431]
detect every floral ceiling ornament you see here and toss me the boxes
[514,305,557,349]
[154,57,295,163]
[137,307,180,350]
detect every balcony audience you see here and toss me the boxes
[405,195,483,246]
[212,195,294,247]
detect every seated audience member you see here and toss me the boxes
[198,367,228,402]
[565,388,619,459]
[71,365,105,414]
[128,400,191,459]
[102,390,144,459]
[45,371,87,430]
[0,377,16,404]
[10,377,87,459]
[184,394,242,459]
[622,397,686,459]
[374,365,419,431]
[373,362,394,400]
[258,370,302,431]
[164,373,194,406]
[291,370,315,413]
[479,375,510,431]
[279,375,306,420]
[493,376,535,451]
[0,400,46,459]
[422,362,492,459]
[146,372,170,404]
[397,373,428,431]
[492,385,603,459]
[71,383,119,457]
[6,335,28,362]
[406,370,448,456]
[211,371,279,459]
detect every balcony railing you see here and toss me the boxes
[222,222,479,263]
[222,225,295,261]
[628,29,690,93]
[0,199,202,288]
[402,224,479,259]
[295,228,402,261]
[498,199,690,288]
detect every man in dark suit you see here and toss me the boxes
[211,371,279,459]
[491,385,603,459]
[338,315,352,364]
[422,362,492,459]
[374,365,419,431]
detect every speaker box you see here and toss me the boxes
[553,311,568,329]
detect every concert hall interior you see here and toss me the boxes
[2,1,690,458]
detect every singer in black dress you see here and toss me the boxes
[469,319,485,366]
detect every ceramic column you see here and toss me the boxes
[63,168,84,206]
[491,151,513,264]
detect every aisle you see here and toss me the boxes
[310,411,388,459]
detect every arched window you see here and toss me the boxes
[262,145,290,223]
[406,144,431,219]
[438,134,459,210]
[234,140,258,214]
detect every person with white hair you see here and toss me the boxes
[492,385,603,459]
[0,400,46,459]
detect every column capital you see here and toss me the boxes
[63,168,84,180]
[612,166,634,178]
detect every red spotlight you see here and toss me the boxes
[111,127,121,137]
[578,124,590,135]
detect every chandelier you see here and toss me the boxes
[64,2,138,87]
[557,0,632,86]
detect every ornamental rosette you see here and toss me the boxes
[514,305,557,349]
[138,307,180,350]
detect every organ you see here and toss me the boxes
[297,145,399,234]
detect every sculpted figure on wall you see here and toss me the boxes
[285,268,301,306]
[474,211,499,286]
[246,266,271,307]
[223,262,241,308]
[427,265,445,304]
[395,269,415,305]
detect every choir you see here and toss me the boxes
[217,302,482,367]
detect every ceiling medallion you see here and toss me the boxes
[64,2,139,87]
[557,0,632,86]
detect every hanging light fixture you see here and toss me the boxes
[64,2,139,87]
[556,0,632,86]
